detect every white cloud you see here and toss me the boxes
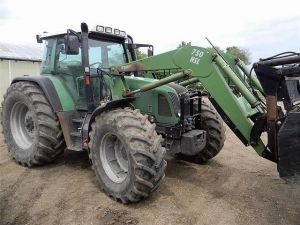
[0,0,300,62]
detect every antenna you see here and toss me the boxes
[206,37,220,54]
[205,37,228,63]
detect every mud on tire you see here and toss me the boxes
[1,82,65,166]
[89,107,166,203]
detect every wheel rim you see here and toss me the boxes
[99,133,129,183]
[10,102,35,149]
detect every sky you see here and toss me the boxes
[0,0,299,63]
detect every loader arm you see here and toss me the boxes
[119,46,266,155]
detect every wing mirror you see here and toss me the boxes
[64,29,80,55]
[148,46,154,57]
[126,43,154,58]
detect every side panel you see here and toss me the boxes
[103,74,181,125]
[46,76,75,111]
[125,76,181,125]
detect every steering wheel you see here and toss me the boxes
[89,62,102,69]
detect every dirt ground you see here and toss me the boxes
[0,129,300,225]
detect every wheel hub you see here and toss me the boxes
[25,114,34,133]
[10,102,35,149]
[99,133,129,183]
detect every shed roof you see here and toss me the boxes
[0,42,43,62]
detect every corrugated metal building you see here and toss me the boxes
[0,43,43,103]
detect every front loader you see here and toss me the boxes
[2,23,299,205]
[131,44,300,179]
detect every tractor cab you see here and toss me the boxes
[38,25,129,72]
[37,25,153,110]
[37,26,130,109]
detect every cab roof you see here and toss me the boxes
[38,25,127,42]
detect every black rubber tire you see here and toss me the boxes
[89,108,166,203]
[177,100,225,164]
[1,81,65,166]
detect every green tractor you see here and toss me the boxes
[2,22,300,203]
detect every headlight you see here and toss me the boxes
[105,27,112,33]
[114,29,120,35]
[93,25,126,37]
[120,31,126,37]
[96,25,104,32]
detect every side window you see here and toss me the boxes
[108,44,126,66]
[41,39,54,74]
[56,39,82,72]
[57,40,81,64]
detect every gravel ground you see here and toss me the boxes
[0,129,300,225]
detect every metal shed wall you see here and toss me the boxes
[0,59,41,103]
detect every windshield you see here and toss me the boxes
[89,39,126,68]
[57,38,126,71]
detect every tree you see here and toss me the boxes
[206,46,223,54]
[226,46,251,65]
[206,46,251,65]
[135,49,147,60]
[177,41,191,48]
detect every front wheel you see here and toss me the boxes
[89,108,166,203]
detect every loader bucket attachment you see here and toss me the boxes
[277,109,300,180]
[254,54,300,182]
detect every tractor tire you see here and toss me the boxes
[1,81,65,166]
[177,100,225,164]
[89,108,166,203]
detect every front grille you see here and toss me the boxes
[166,82,188,95]
[168,92,180,114]
[182,96,191,116]
[180,91,201,118]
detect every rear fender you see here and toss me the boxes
[12,76,63,112]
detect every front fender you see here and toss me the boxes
[81,97,135,144]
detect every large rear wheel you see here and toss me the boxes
[89,108,166,203]
[1,82,65,166]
